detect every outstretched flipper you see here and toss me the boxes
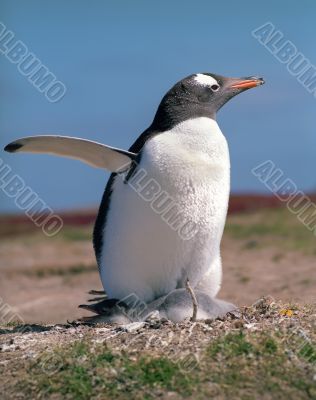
[4,135,136,172]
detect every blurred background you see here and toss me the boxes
[0,0,315,323]
[1,0,316,211]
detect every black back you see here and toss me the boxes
[92,127,157,263]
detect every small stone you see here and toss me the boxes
[1,343,15,352]
[145,310,161,323]
[245,323,257,330]
[54,325,64,331]
[229,309,242,319]
[120,322,145,333]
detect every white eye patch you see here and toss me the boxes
[194,73,219,88]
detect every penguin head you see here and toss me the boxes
[152,73,264,130]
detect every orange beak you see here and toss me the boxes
[230,77,264,90]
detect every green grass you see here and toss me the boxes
[23,340,195,399]
[60,227,92,242]
[205,331,316,399]
[208,332,255,358]
[0,224,93,246]
[0,320,22,327]
[23,264,96,278]
[299,342,316,364]
[17,329,316,400]
[225,207,316,254]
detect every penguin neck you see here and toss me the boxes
[150,102,216,132]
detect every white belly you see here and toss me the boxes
[99,117,230,302]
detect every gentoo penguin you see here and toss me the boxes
[4,72,264,322]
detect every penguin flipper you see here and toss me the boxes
[4,135,136,172]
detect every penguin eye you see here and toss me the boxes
[211,84,220,92]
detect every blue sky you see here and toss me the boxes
[1,0,316,212]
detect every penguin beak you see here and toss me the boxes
[208,74,264,114]
[228,76,265,90]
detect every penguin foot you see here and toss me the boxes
[151,289,236,323]
[78,298,132,324]
[79,288,236,324]
[88,289,106,295]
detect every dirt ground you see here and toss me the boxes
[0,206,315,399]
[0,298,315,399]
[0,207,315,324]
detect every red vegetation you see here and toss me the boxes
[2,194,316,234]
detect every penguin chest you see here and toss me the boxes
[100,118,230,302]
